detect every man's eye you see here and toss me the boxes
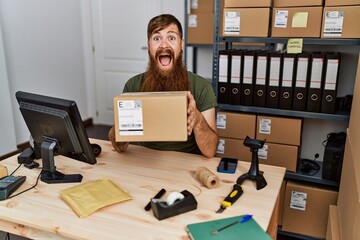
[153,36,160,41]
[169,36,176,41]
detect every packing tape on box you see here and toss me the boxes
[194,166,220,189]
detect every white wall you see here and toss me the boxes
[0,17,17,156]
[0,0,91,145]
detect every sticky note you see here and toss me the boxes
[292,12,308,28]
[287,39,303,54]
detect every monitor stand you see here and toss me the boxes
[40,138,83,184]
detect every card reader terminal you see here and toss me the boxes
[0,175,26,200]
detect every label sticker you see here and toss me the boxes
[323,11,344,37]
[290,191,307,211]
[188,15,197,28]
[117,100,144,136]
[216,114,227,129]
[217,139,225,154]
[191,0,198,10]
[224,11,240,35]
[259,118,271,134]
[274,10,288,28]
[258,144,268,159]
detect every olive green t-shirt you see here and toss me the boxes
[123,71,217,155]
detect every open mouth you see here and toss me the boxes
[156,49,174,69]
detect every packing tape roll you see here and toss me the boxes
[194,166,220,189]
[166,191,185,206]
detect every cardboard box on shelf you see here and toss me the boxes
[216,137,252,161]
[326,205,340,240]
[278,180,287,226]
[282,181,338,238]
[321,6,360,39]
[273,0,323,7]
[190,0,214,13]
[325,0,360,6]
[187,13,214,44]
[222,8,270,37]
[258,142,299,172]
[337,131,360,240]
[113,91,187,142]
[217,111,256,139]
[271,7,323,37]
[348,55,360,155]
[256,115,302,146]
[224,0,272,8]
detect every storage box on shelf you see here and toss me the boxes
[216,111,255,161]
[282,181,338,239]
[325,0,360,6]
[271,7,323,38]
[273,0,323,7]
[321,5,360,39]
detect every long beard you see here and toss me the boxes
[140,50,189,92]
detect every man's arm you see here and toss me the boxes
[187,92,218,158]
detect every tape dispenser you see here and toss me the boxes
[150,190,197,220]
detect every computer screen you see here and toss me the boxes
[15,91,97,184]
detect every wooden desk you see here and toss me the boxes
[0,139,285,240]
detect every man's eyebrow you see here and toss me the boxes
[167,30,179,35]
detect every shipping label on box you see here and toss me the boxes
[113,91,188,142]
[290,191,307,211]
[274,10,289,28]
[323,11,344,37]
[117,100,144,136]
[224,11,240,35]
[216,113,227,129]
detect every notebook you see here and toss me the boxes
[186,214,271,240]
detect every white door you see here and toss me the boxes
[90,0,184,125]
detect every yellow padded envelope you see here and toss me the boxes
[60,178,132,218]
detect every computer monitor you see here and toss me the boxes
[15,91,97,184]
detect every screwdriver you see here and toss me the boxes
[216,184,244,213]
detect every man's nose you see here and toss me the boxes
[159,39,169,48]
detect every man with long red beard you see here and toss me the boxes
[109,14,218,158]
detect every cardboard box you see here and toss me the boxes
[224,0,272,8]
[113,91,187,142]
[282,181,338,238]
[187,13,214,44]
[258,142,299,171]
[190,0,214,13]
[217,111,256,139]
[216,138,252,161]
[222,8,270,37]
[325,0,360,6]
[337,132,360,240]
[274,0,323,7]
[271,7,323,37]
[278,180,286,226]
[256,115,302,146]
[321,6,360,38]
[326,205,340,240]
[349,55,360,156]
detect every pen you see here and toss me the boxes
[211,214,253,235]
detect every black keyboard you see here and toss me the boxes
[0,175,26,200]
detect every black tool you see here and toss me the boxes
[237,136,267,190]
[216,184,244,213]
[144,188,166,211]
[0,175,27,200]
